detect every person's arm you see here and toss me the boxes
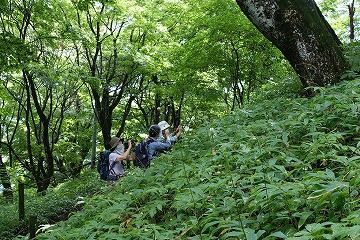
[163,129,170,141]
[169,125,183,142]
[115,140,132,161]
[128,150,135,161]
[155,138,171,150]
[150,131,171,151]
[174,125,183,139]
[128,140,136,160]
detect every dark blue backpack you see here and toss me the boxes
[134,138,154,168]
[97,150,115,180]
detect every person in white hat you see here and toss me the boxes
[107,137,135,180]
[140,124,172,167]
[158,121,183,143]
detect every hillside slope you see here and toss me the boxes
[33,79,360,239]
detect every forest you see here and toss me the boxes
[0,0,359,239]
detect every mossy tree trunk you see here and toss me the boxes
[235,0,350,95]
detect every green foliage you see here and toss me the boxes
[316,0,358,42]
[20,79,360,239]
[0,169,108,240]
[250,75,303,102]
[343,40,360,76]
[1,0,359,238]
[168,0,295,111]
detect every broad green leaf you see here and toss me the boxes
[297,212,313,229]
[267,231,288,238]
[308,181,349,199]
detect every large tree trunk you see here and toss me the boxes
[236,0,350,95]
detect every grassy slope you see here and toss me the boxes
[25,80,360,239]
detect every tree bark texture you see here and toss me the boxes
[235,0,350,93]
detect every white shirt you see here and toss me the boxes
[108,152,125,177]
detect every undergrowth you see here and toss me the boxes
[0,169,110,240]
[14,79,360,239]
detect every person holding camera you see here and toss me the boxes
[158,121,183,143]
[146,124,172,164]
[107,137,136,180]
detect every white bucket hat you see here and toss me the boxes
[158,121,170,131]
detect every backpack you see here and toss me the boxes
[133,138,155,168]
[97,150,115,180]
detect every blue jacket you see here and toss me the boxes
[147,137,171,160]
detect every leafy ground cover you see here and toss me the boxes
[12,79,360,239]
[0,169,109,240]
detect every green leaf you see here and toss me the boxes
[307,181,349,199]
[267,231,288,238]
[282,131,289,146]
[201,221,222,233]
[148,207,157,218]
[297,212,313,229]
[222,230,244,238]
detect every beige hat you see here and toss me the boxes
[109,137,120,149]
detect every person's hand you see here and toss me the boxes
[127,140,133,149]
[164,129,170,140]
[174,125,183,138]
[177,125,183,132]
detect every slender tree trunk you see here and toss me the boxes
[80,2,136,149]
[116,95,136,137]
[0,122,13,198]
[153,75,161,124]
[91,111,97,169]
[172,93,184,127]
[24,70,54,193]
[236,0,350,96]
[0,158,12,198]
[96,103,113,150]
[348,0,355,41]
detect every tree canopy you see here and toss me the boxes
[0,0,358,197]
